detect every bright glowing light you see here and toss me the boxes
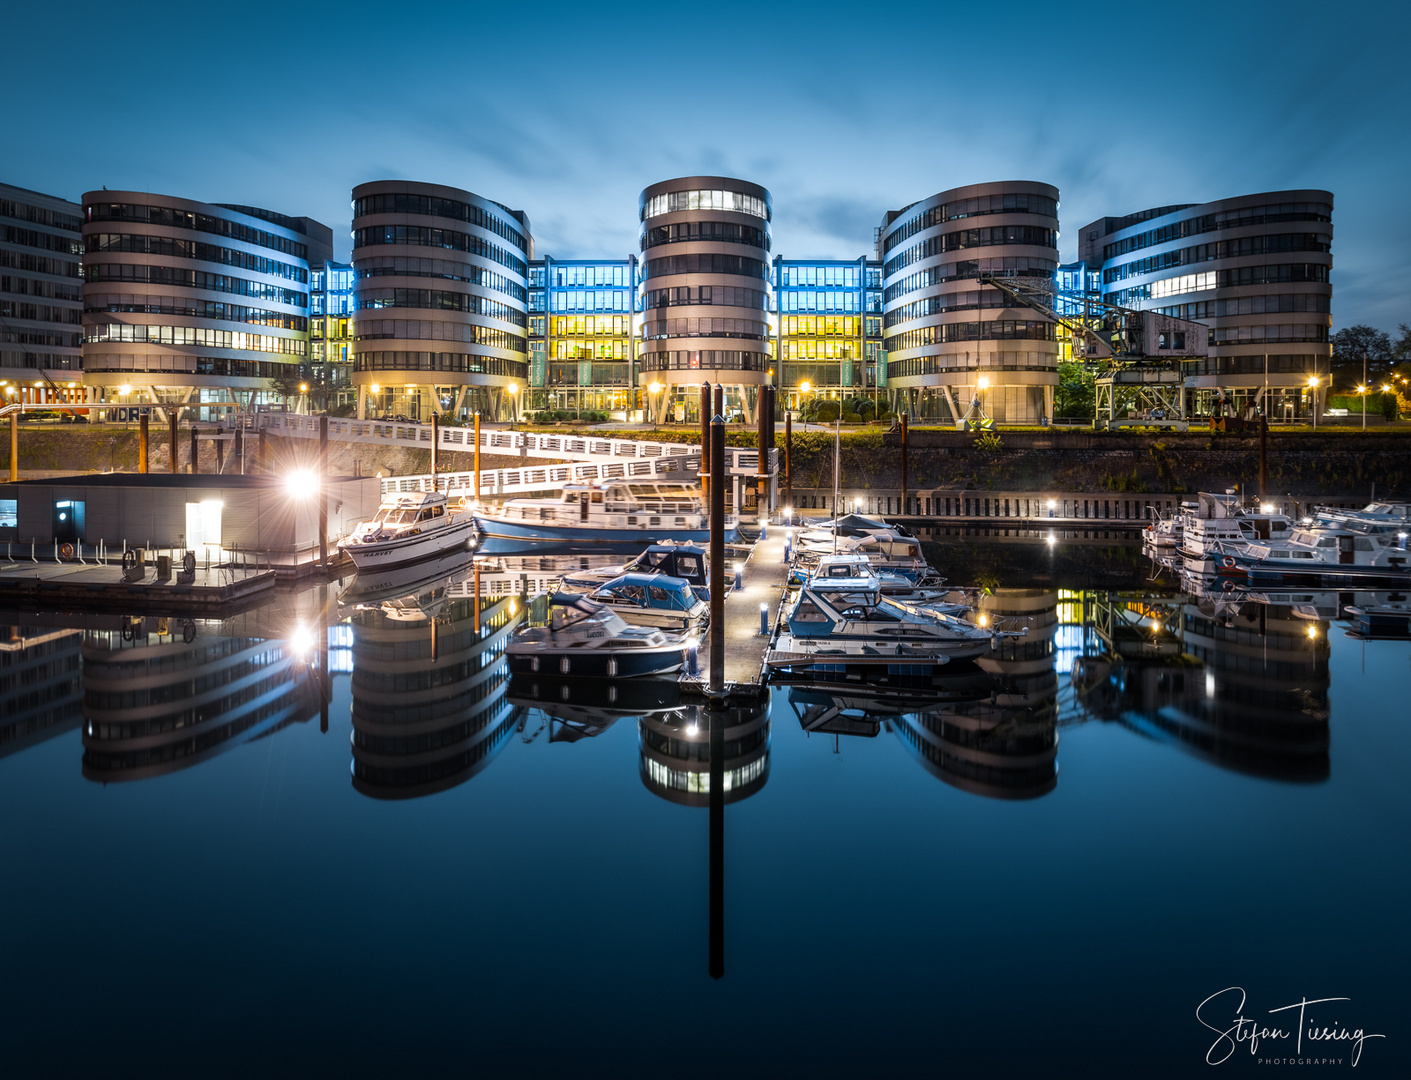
[285,469,318,498]
[1382,384,1394,393]
[1307,376,1320,388]
[1046,532,1057,546]
[1046,499,1057,510]
[799,380,811,395]
[1357,384,1367,393]
[1205,673,1216,698]
[1151,621,1162,634]
[686,723,699,736]
[1307,625,1319,639]
[369,383,380,394]
[509,598,518,615]
[648,381,662,395]
[290,623,316,658]
[977,613,989,627]
[299,383,309,394]
[977,376,990,391]
[118,384,132,396]
[1260,503,1275,514]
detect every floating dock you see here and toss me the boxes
[0,558,277,613]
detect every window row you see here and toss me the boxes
[1208,324,1329,345]
[1182,354,1321,376]
[355,255,526,301]
[553,339,629,360]
[780,315,859,337]
[353,193,529,253]
[2,328,80,347]
[3,225,83,257]
[883,289,1020,327]
[356,288,525,325]
[1100,202,1333,260]
[882,193,1058,254]
[1155,293,1331,320]
[549,288,631,314]
[777,288,870,314]
[352,226,527,277]
[1,275,82,302]
[0,300,80,324]
[884,226,1057,275]
[84,323,306,354]
[779,339,858,360]
[641,221,769,252]
[884,259,1055,302]
[641,189,769,221]
[885,320,1057,350]
[1101,234,1332,284]
[83,262,308,306]
[552,315,630,336]
[352,351,528,378]
[1108,263,1331,305]
[643,317,769,340]
[642,254,768,281]
[0,250,80,278]
[886,354,1056,380]
[537,263,632,288]
[86,204,308,258]
[86,298,306,330]
[778,264,873,287]
[0,198,83,233]
[85,234,308,282]
[82,354,306,379]
[639,350,769,372]
[643,285,767,310]
[354,318,527,351]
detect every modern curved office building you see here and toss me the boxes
[80,192,331,417]
[350,180,532,421]
[879,181,1061,425]
[638,177,772,423]
[1082,191,1333,417]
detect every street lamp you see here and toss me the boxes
[799,380,812,427]
[1307,375,1320,431]
[507,382,520,430]
[648,380,663,434]
[1357,384,1367,430]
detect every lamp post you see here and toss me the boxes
[648,380,662,434]
[799,380,812,429]
[507,382,519,431]
[369,382,380,419]
[1308,375,1320,432]
[1358,383,1367,431]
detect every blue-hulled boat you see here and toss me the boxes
[507,593,690,678]
[585,572,707,630]
[558,540,710,599]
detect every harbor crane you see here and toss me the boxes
[977,273,1208,429]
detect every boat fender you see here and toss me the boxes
[182,551,196,575]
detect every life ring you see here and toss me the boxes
[121,618,137,641]
[1221,555,1237,569]
[1222,578,1236,592]
[122,548,138,572]
[60,543,74,559]
[182,550,196,575]
[182,619,197,644]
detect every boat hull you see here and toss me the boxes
[476,514,737,554]
[507,643,688,678]
[340,516,477,570]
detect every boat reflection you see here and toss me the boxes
[507,673,681,743]
[638,698,771,806]
[347,587,522,799]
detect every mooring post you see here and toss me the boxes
[1259,414,1268,501]
[319,414,329,569]
[214,425,225,473]
[900,411,909,516]
[169,412,178,474]
[700,382,712,503]
[138,414,149,474]
[189,424,198,474]
[430,412,439,489]
[709,399,726,696]
[235,427,244,474]
[473,412,481,504]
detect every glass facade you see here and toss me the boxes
[773,258,884,414]
[527,257,637,416]
[309,262,355,407]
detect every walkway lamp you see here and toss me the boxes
[507,382,520,430]
[648,380,663,434]
[1307,375,1320,431]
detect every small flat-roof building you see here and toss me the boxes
[0,473,379,565]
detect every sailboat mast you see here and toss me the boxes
[832,414,841,553]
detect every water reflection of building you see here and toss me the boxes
[508,674,680,744]
[891,589,1061,800]
[0,626,83,760]
[349,593,520,799]
[82,618,318,782]
[638,699,770,807]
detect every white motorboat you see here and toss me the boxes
[507,593,691,678]
[1227,522,1411,583]
[791,552,956,607]
[1179,492,1294,574]
[796,513,914,545]
[339,491,477,570]
[584,572,708,630]
[558,541,710,598]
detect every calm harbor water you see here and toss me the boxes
[1,534,1406,1077]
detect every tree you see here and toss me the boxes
[1054,360,1095,420]
[1331,325,1393,385]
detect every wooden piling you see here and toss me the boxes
[709,404,726,695]
[8,414,16,483]
[189,425,198,474]
[138,415,149,473]
[700,382,711,502]
[900,412,909,515]
[430,412,439,486]
[473,413,481,503]
[169,413,178,474]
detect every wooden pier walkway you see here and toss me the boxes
[0,559,277,613]
[681,525,792,698]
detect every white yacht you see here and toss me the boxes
[793,552,956,607]
[508,593,691,678]
[1229,523,1411,583]
[1179,492,1294,574]
[339,491,477,570]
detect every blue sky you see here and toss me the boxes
[8,0,1406,329]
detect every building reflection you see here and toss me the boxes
[81,616,320,782]
[507,673,681,744]
[1067,589,1331,782]
[348,590,521,799]
[0,625,83,760]
[638,698,770,807]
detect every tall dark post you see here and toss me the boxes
[699,382,712,502]
[430,412,439,487]
[138,414,149,473]
[169,412,179,474]
[214,426,225,473]
[473,412,481,504]
[900,412,909,516]
[257,429,266,474]
[319,611,329,735]
[8,413,16,483]
[318,414,329,568]
[708,702,725,980]
[189,424,198,474]
[755,385,770,517]
[784,409,792,509]
[234,428,244,474]
[1258,414,1268,501]
[709,404,726,695]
